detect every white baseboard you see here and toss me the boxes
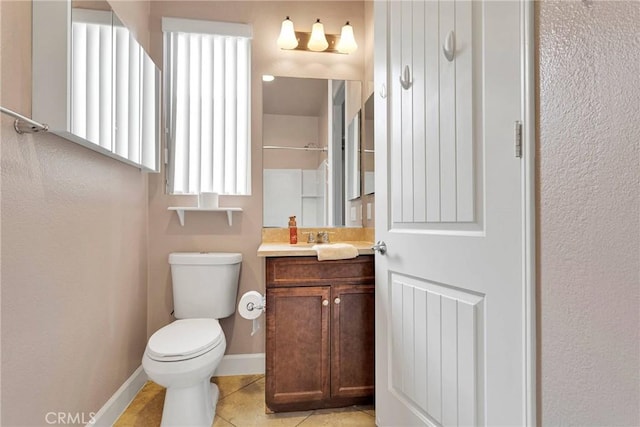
[214,353,265,376]
[88,365,147,427]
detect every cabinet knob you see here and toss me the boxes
[334,297,341,305]
[322,299,329,306]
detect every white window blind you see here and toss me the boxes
[71,9,159,171]
[71,9,112,150]
[163,17,252,195]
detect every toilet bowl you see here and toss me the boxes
[142,252,242,427]
[143,319,226,426]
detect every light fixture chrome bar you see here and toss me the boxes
[0,106,49,134]
[263,145,327,152]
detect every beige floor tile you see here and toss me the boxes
[212,415,234,426]
[361,409,375,418]
[215,378,313,426]
[113,381,165,427]
[298,407,376,426]
[116,376,377,427]
[212,374,264,399]
[353,404,376,418]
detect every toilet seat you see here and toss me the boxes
[147,319,223,362]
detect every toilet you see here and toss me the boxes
[142,252,242,427]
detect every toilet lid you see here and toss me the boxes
[147,319,223,362]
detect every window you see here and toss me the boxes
[163,17,252,195]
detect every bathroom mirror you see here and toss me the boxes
[71,1,113,149]
[363,94,375,195]
[33,0,160,172]
[262,77,361,228]
[345,111,361,201]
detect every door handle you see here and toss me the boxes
[334,297,341,305]
[322,299,329,306]
[372,241,387,255]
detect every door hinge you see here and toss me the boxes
[515,121,523,158]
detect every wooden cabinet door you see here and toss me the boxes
[266,286,331,407]
[331,283,375,398]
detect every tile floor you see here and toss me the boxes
[114,375,376,426]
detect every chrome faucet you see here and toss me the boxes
[317,231,330,244]
[306,232,317,244]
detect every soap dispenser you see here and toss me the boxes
[288,216,298,244]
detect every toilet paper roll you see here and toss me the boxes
[238,291,264,336]
[198,192,219,208]
[238,291,264,320]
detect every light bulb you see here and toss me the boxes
[307,19,328,52]
[336,21,357,54]
[277,16,298,50]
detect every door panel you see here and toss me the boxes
[391,0,478,226]
[389,274,484,425]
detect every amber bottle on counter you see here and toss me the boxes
[288,216,298,244]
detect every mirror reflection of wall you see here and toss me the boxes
[262,76,361,228]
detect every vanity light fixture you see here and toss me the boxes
[262,74,275,82]
[336,21,357,54]
[277,16,298,50]
[307,19,329,52]
[277,17,357,54]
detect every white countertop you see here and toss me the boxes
[257,241,375,257]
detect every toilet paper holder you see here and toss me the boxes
[245,296,266,313]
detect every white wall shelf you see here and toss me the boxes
[168,207,243,226]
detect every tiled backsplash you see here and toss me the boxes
[262,227,374,243]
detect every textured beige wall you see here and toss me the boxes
[538,1,640,425]
[263,114,323,169]
[0,1,151,425]
[0,0,3,420]
[147,1,365,353]
[110,0,151,53]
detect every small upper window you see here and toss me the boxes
[163,17,252,195]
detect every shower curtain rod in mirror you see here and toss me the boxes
[0,106,48,134]
[263,144,327,152]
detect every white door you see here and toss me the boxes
[374,0,534,426]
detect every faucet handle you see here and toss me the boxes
[317,231,330,243]
[305,232,317,243]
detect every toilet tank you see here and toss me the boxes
[169,252,242,319]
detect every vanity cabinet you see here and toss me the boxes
[265,256,374,412]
